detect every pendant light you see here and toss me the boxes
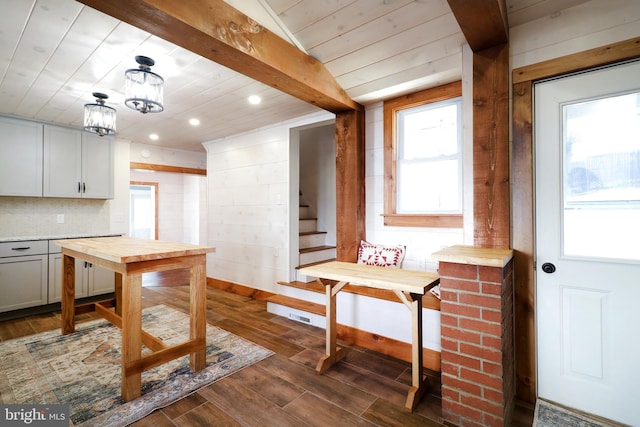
[83,92,116,137]
[124,56,164,114]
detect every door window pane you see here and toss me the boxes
[563,92,640,261]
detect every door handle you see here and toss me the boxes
[541,262,556,274]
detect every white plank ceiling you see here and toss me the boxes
[0,0,590,152]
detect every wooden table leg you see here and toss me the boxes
[316,279,347,374]
[405,292,428,412]
[114,272,122,317]
[61,254,76,335]
[121,272,143,402]
[189,256,207,371]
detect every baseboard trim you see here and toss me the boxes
[207,277,275,301]
[336,323,441,372]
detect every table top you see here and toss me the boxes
[55,236,215,264]
[299,261,439,295]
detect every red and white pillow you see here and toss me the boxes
[357,240,405,268]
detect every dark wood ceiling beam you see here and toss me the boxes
[446,0,508,51]
[77,0,361,113]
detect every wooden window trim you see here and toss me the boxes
[383,81,463,228]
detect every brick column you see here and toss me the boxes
[433,246,514,427]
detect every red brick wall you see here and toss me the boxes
[439,260,515,427]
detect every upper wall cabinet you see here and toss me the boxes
[0,116,44,197]
[82,132,115,199]
[43,125,114,199]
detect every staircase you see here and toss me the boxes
[296,203,335,282]
[265,200,334,327]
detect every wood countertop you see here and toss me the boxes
[55,236,215,264]
[432,245,513,268]
[299,261,439,295]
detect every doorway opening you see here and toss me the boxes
[130,181,158,240]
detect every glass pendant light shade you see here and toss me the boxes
[83,92,116,137]
[124,56,164,114]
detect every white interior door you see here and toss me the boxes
[535,60,640,425]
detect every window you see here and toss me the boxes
[383,81,463,227]
[130,182,158,239]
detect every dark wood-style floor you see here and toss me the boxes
[0,274,534,426]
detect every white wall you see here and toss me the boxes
[203,111,334,292]
[129,141,207,170]
[130,169,207,244]
[129,141,208,244]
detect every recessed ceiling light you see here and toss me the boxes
[189,118,200,126]
[248,95,261,105]
[149,133,159,141]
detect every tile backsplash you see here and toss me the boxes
[0,197,110,238]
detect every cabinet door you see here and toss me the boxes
[88,263,115,296]
[82,133,114,199]
[43,124,82,198]
[0,116,43,197]
[48,254,89,303]
[0,255,48,312]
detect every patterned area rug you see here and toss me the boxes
[0,304,273,426]
[534,399,615,427]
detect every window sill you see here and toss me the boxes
[382,214,463,228]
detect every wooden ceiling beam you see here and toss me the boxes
[447,0,508,52]
[77,0,361,113]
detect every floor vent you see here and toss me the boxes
[289,313,311,324]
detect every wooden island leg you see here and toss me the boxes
[61,254,76,335]
[189,256,207,371]
[121,272,143,402]
[316,279,347,374]
[114,272,122,317]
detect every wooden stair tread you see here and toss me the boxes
[277,278,441,311]
[299,245,336,253]
[295,259,336,270]
[299,231,327,236]
[266,294,325,316]
[300,217,318,221]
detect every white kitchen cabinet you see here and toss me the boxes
[81,132,114,198]
[43,124,114,199]
[48,254,88,302]
[0,116,43,197]
[87,262,116,296]
[48,242,114,303]
[0,241,48,313]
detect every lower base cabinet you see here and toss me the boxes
[0,255,48,313]
[0,238,116,314]
[48,253,115,303]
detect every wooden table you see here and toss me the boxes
[299,261,439,412]
[55,236,214,402]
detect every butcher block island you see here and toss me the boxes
[55,236,215,402]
